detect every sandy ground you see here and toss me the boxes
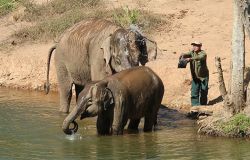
[0,0,250,111]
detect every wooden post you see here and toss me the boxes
[215,57,227,99]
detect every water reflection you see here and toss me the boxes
[1,88,250,160]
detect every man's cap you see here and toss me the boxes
[191,41,202,46]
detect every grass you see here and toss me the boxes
[11,0,167,43]
[113,7,140,27]
[19,0,100,21]
[219,113,250,136]
[15,8,106,41]
[0,0,16,16]
[14,0,104,41]
[112,7,167,33]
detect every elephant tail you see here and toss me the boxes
[44,45,56,94]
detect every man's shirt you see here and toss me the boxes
[183,50,209,81]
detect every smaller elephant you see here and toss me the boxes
[62,66,164,135]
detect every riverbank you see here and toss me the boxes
[1,0,250,112]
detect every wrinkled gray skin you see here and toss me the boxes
[45,19,157,113]
[62,66,164,135]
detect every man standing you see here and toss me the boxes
[181,41,209,106]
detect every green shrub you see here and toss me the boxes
[112,7,167,33]
[113,7,139,27]
[219,113,250,135]
[0,0,16,16]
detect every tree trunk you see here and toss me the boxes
[231,0,246,113]
[228,60,232,95]
[247,84,250,105]
[215,57,227,99]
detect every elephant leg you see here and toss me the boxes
[59,82,73,113]
[128,119,140,131]
[56,64,73,113]
[75,84,84,102]
[153,108,159,130]
[122,118,128,129]
[144,111,155,132]
[112,118,128,135]
[112,114,128,135]
[144,117,153,132]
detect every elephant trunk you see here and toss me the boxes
[123,56,134,68]
[62,120,78,135]
[62,98,88,135]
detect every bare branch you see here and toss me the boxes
[215,57,228,99]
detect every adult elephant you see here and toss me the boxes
[62,66,164,135]
[45,19,157,113]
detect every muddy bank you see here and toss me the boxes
[0,42,58,91]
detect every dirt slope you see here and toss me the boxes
[0,0,250,111]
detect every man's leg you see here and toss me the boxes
[191,79,201,106]
[200,77,209,105]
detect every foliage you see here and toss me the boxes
[19,0,100,21]
[15,9,106,41]
[112,7,166,33]
[113,7,140,27]
[0,0,16,16]
[12,0,166,43]
[14,0,103,41]
[219,113,250,136]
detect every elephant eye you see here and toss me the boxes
[115,58,121,65]
[87,98,92,104]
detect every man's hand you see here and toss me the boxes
[185,58,192,62]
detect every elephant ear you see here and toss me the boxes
[146,38,157,61]
[101,36,112,67]
[103,88,114,111]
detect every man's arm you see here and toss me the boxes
[191,51,206,61]
[181,51,192,58]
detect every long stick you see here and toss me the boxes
[215,57,228,99]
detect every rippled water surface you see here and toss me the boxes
[1,88,250,160]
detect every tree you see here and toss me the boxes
[198,0,250,137]
[215,0,248,114]
[230,0,246,113]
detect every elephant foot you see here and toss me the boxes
[143,128,153,132]
[127,129,139,134]
[112,129,123,135]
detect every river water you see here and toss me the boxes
[0,88,250,160]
